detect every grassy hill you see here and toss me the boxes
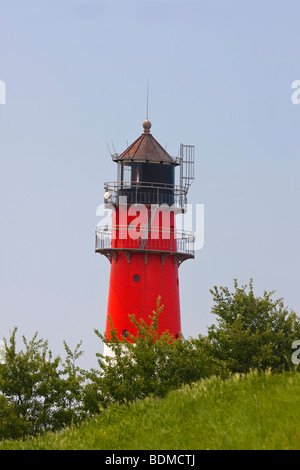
[1,370,300,450]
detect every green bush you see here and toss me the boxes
[0,328,87,439]
[207,279,300,373]
[85,297,218,412]
[1,279,299,441]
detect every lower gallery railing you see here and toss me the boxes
[95,225,195,260]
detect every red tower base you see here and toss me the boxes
[105,251,181,341]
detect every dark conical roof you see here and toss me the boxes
[116,120,176,165]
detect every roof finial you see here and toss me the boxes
[143,79,151,133]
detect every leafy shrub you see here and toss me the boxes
[207,279,300,373]
[1,279,299,441]
[86,297,217,411]
[0,328,87,439]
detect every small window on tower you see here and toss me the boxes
[122,330,129,338]
[133,274,140,282]
[123,164,131,184]
[135,168,140,182]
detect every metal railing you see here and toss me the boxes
[103,181,188,209]
[95,225,195,258]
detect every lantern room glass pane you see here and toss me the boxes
[123,164,132,185]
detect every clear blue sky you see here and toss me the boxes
[1,0,300,368]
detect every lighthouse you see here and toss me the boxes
[96,118,195,355]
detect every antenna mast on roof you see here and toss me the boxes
[107,141,119,161]
[146,79,149,120]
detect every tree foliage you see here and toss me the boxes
[84,297,216,411]
[207,279,300,373]
[0,328,87,440]
[0,279,299,441]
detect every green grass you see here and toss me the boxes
[1,370,300,450]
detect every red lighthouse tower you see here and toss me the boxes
[96,118,194,355]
